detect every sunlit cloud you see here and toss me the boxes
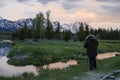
[90,22,120,29]
[0,0,120,29]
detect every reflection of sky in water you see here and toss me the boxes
[0,44,12,56]
[0,45,39,77]
[0,47,10,56]
[97,52,119,60]
[43,60,78,70]
[0,57,39,77]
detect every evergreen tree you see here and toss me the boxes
[109,27,114,40]
[31,19,37,39]
[55,22,61,39]
[85,24,89,37]
[35,12,45,39]
[63,30,71,41]
[16,28,25,40]
[27,29,32,38]
[11,32,16,40]
[24,22,28,38]
[11,22,28,40]
[90,28,94,34]
[77,23,85,41]
[45,11,53,39]
[73,33,77,41]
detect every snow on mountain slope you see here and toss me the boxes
[0,18,89,33]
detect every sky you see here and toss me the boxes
[0,0,120,29]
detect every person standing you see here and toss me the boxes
[84,35,99,70]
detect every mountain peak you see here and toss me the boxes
[0,18,90,33]
[0,16,4,20]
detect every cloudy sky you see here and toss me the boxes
[0,0,120,29]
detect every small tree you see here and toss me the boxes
[85,24,89,37]
[63,30,71,41]
[55,22,61,39]
[16,28,25,40]
[11,32,16,40]
[77,23,85,41]
[35,12,45,39]
[45,10,53,39]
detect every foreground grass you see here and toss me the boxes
[1,40,120,80]
[1,56,120,80]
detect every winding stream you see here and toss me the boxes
[0,43,38,77]
[97,52,119,60]
[0,43,119,77]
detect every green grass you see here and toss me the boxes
[3,40,120,80]
[7,40,85,65]
[7,40,120,66]
[98,56,120,72]
[1,56,120,80]
[0,59,89,80]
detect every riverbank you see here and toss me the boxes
[7,40,120,66]
[1,55,120,80]
[1,40,120,80]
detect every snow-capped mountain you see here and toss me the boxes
[0,18,21,32]
[0,18,32,32]
[52,21,85,33]
[16,18,32,28]
[0,17,89,33]
[0,16,3,20]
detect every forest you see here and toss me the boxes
[10,12,120,41]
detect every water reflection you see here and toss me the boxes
[42,52,120,70]
[0,56,38,77]
[0,44,38,77]
[0,44,12,56]
[97,52,119,60]
[43,60,78,70]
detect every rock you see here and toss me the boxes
[78,55,87,59]
[73,76,80,80]
[7,54,30,66]
[0,40,13,43]
[81,71,105,80]
[12,54,30,60]
[108,76,116,79]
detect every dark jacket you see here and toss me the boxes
[84,35,98,57]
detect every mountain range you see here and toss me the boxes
[0,17,90,33]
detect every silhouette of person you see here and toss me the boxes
[84,35,99,70]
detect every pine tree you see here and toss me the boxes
[31,19,36,40]
[85,24,89,37]
[12,32,16,40]
[24,22,28,38]
[77,23,85,41]
[118,29,120,40]
[16,28,24,40]
[55,22,61,39]
[27,29,32,38]
[30,12,45,40]
[45,11,53,39]
[63,30,71,41]
[110,27,114,40]
[35,12,45,39]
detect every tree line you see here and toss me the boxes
[12,12,120,41]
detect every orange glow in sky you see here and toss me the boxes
[0,0,120,29]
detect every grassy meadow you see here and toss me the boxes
[0,40,120,80]
[7,40,120,66]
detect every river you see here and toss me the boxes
[0,43,38,77]
[0,43,119,77]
